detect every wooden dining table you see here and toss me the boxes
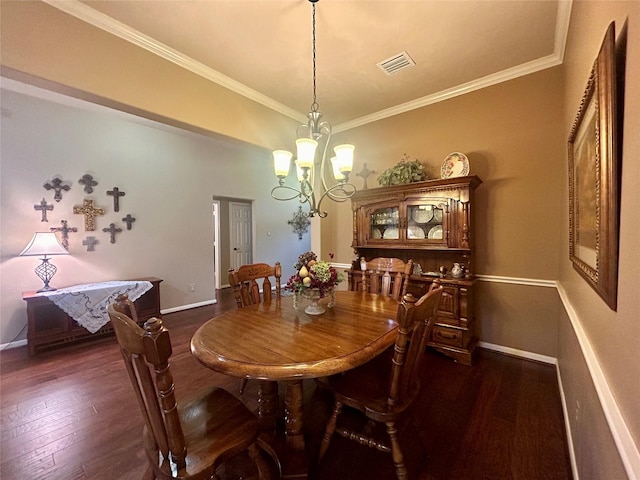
[190,290,400,478]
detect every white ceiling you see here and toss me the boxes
[43,0,572,132]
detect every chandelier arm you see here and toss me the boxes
[319,126,333,193]
[315,182,357,215]
[271,184,311,204]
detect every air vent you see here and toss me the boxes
[376,51,416,76]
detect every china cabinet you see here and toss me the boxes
[348,176,482,365]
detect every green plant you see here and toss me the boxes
[377,154,428,186]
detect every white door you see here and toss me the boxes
[230,201,252,269]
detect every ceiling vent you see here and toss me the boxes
[376,51,416,76]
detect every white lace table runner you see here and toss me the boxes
[40,280,153,333]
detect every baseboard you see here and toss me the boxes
[478,341,557,365]
[161,298,217,314]
[0,338,28,351]
[556,362,580,479]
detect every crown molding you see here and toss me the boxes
[42,0,572,133]
[41,0,307,124]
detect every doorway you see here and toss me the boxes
[212,198,253,290]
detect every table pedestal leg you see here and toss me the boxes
[284,380,305,451]
[257,380,278,432]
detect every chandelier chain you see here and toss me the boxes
[311,2,318,112]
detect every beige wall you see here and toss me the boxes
[321,66,567,359]
[558,1,640,477]
[0,0,298,150]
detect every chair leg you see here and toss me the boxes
[386,421,407,480]
[318,401,342,463]
[239,378,248,394]
[247,441,273,480]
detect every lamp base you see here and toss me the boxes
[36,285,57,293]
[34,258,58,293]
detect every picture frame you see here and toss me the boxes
[568,22,619,310]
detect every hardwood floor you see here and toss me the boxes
[0,288,572,479]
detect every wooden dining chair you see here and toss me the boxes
[317,284,443,480]
[359,257,414,301]
[229,262,282,308]
[108,295,274,480]
[228,262,281,394]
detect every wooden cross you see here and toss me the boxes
[102,223,123,244]
[122,214,136,230]
[106,187,126,212]
[73,199,105,231]
[78,174,98,194]
[82,236,98,252]
[43,177,71,202]
[50,220,77,250]
[34,198,53,222]
[356,163,376,190]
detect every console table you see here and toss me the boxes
[23,277,162,355]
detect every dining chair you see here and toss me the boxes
[108,295,274,480]
[359,257,414,301]
[228,262,281,394]
[229,262,282,308]
[316,283,443,480]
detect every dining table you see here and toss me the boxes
[190,289,400,478]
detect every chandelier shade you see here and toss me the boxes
[270,0,357,218]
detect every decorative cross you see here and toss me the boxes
[43,177,71,202]
[102,223,123,244]
[50,220,77,250]
[73,199,105,231]
[356,163,375,190]
[82,236,98,252]
[34,198,54,222]
[106,187,126,212]
[288,206,311,240]
[78,174,98,194]
[122,214,136,230]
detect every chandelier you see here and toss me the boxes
[271,0,356,218]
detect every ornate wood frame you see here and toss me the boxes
[568,22,619,310]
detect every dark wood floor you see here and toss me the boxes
[0,288,572,480]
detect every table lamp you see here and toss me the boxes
[19,232,69,292]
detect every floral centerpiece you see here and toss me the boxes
[286,251,343,314]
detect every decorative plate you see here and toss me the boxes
[440,152,469,178]
[407,226,426,239]
[412,207,433,224]
[384,227,399,239]
[433,208,443,223]
[427,225,443,239]
[371,227,382,239]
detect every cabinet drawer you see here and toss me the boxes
[431,325,464,348]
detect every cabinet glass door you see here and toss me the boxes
[369,206,400,240]
[406,201,447,244]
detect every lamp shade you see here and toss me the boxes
[19,232,69,257]
[273,150,293,178]
[330,157,345,181]
[295,138,318,169]
[333,144,355,173]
